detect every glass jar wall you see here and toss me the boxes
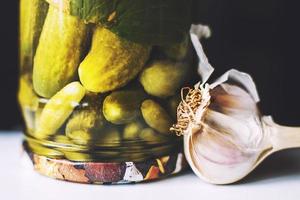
[19,0,198,184]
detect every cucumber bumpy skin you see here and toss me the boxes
[139,60,187,98]
[78,27,150,93]
[141,99,173,134]
[66,106,106,145]
[103,90,146,124]
[20,0,48,72]
[123,120,145,140]
[33,6,89,98]
[35,82,86,140]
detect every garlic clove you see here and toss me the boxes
[210,84,259,117]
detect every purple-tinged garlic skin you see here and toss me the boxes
[178,24,300,185]
[184,84,271,184]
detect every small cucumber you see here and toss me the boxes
[35,82,85,139]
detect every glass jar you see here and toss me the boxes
[19,0,198,184]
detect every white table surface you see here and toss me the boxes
[1,131,299,200]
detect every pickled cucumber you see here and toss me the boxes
[53,135,73,145]
[95,127,121,147]
[28,142,64,158]
[139,61,187,98]
[78,27,150,93]
[141,100,173,134]
[123,120,145,140]
[66,96,106,145]
[33,6,89,98]
[64,151,92,161]
[93,127,122,160]
[35,82,85,139]
[139,128,168,143]
[66,131,92,146]
[103,90,146,124]
[20,0,48,72]
[53,135,92,161]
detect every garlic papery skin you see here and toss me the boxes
[173,24,300,185]
[182,83,271,185]
[182,83,300,184]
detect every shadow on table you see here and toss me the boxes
[238,149,300,184]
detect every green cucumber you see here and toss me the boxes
[33,6,89,98]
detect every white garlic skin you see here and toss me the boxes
[185,83,270,184]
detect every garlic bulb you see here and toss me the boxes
[171,25,300,184]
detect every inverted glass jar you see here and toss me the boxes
[19,0,198,184]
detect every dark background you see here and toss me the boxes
[0,0,299,130]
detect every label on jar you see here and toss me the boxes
[122,162,143,182]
